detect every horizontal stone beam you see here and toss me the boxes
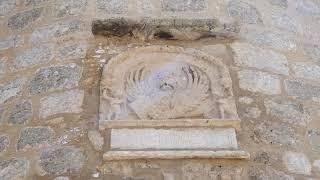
[103,150,250,161]
[92,18,240,40]
[100,119,241,131]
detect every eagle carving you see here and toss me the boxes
[124,63,210,119]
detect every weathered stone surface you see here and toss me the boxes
[244,107,261,119]
[0,35,23,51]
[304,43,320,64]
[231,42,289,75]
[0,108,5,124]
[265,99,311,126]
[0,0,16,17]
[0,78,26,104]
[238,70,281,95]
[29,64,82,95]
[39,146,86,175]
[251,167,294,180]
[268,0,288,8]
[161,0,206,12]
[57,43,87,61]
[111,128,238,150]
[283,152,311,175]
[243,28,297,52]
[0,58,6,77]
[0,135,9,153]
[8,100,32,124]
[96,0,128,14]
[296,0,320,16]
[55,0,87,17]
[238,96,254,104]
[54,177,70,180]
[0,159,28,180]
[271,11,300,33]
[228,1,262,24]
[285,80,320,100]
[88,130,104,151]
[255,123,298,145]
[17,127,54,150]
[14,45,52,69]
[292,62,320,81]
[23,0,50,6]
[40,89,84,118]
[313,160,320,172]
[8,8,43,30]
[31,19,83,43]
[182,163,243,180]
[308,129,320,151]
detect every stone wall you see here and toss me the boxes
[0,0,320,179]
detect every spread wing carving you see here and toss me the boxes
[125,64,210,119]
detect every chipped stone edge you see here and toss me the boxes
[99,119,241,131]
[103,150,250,161]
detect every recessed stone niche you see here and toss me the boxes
[93,18,249,161]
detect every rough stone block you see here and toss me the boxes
[0,78,26,104]
[0,58,6,77]
[8,100,32,124]
[0,135,9,153]
[296,0,320,15]
[14,45,52,69]
[255,122,297,145]
[243,28,297,52]
[17,127,54,150]
[111,128,238,150]
[0,108,5,124]
[264,99,311,126]
[31,19,83,43]
[292,62,320,81]
[161,0,206,12]
[271,12,299,33]
[39,146,86,175]
[88,130,104,151]
[8,8,43,30]
[23,0,50,6]
[96,0,128,14]
[285,80,320,100]
[40,89,84,118]
[0,0,16,17]
[57,43,87,61]
[283,152,311,175]
[228,1,262,24]
[308,129,320,151]
[29,63,82,95]
[238,70,281,95]
[304,43,320,64]
[268,0,288,8]
[182,163,243,180]
[0,159,28,180]
[313,160,320,172]
[0,35,23,51]
[231,42,289,75]
[54,0,87,17]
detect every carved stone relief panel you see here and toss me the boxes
[99,45,239,122]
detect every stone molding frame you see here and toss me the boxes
[99,45,249,160]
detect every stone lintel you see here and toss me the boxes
[92,18,239,40]
[103,150,250,161]
[100,119,241,131]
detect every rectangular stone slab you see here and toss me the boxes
[110,128,238,150]
[103,150,250,161]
